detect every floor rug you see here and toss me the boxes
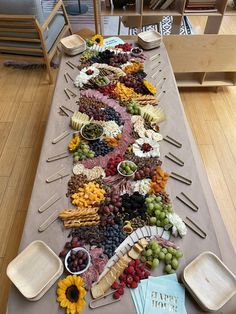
[130,16,192,35]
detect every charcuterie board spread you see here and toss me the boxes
[7,34,236,314]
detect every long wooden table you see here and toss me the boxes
[7,42,236,313]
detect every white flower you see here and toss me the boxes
[167,213,187,237]
[132,137,160,158]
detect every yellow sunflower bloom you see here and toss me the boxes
[143,80,157,95]
[92,34,104,46]
[57,275,86,314]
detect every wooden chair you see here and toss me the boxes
[0,0,72,83]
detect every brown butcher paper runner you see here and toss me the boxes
[7,42,236,313]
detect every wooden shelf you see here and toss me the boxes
[225,6,236,16]
[175,73,203,87]
[175,72,235,87]
[100,8,140,16]
[183,11,222,17]
[142,6,182,16]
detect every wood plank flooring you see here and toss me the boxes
[1,19,236,313]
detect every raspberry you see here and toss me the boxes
[119,274,126,282]
[144,271,150,279]
[127,266,135,274]
[126,275,133,284]
[135,259,141,266]
[111,282,120,290]
[133,275,140,283]
[117,288,124,295]
[139,265,145,272]
[127,283,131,288]
[128,260,135,267]
[113,291,120,299]
[136,269,142,277]
[131,281,138,289]
[120,281,126,288]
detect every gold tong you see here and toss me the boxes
[59,105,74,117]
[89,290,120,309]
[64,88,77,100]
[184,216,206,239]
[165,152,184,166]
[163,135,182,148]
[176,192,198,212]
[170,172,192,185]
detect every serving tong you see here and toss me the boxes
[184,216,206,239]
[46,167,70,183]
[38,210,59,232]
[64,72,74,83]
[52,130,70,144]
[64,88,77,99]
[66,60,77,69]
[89,290,120,309]
[170,172,192,185]
[38,193,61,213]
[176,192,198,212]
[163,135,182,148]
[165,152,184,166]
[59,105,74,117]
[150,53,160,62]
[47,151,69,162]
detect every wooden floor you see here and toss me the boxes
[1,18,236,313]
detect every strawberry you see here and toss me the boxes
[113,291,120,299]
[111,282,120,290]
[117,287,124,295]
[131,281,138,289]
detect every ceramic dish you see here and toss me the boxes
[117,160,138,177]
[7,240,63,300]
[80,123,104,141]
[182,251,236,311]
[131,47,143,57]
[61,34,86,56]
[65,247,91,275]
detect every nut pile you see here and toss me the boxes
[66,174,87,197]
[124,152,162,169]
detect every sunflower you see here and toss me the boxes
[91,34,104,46]
[143,80,157,95]
[57,275,86,314]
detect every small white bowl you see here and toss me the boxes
[65,247,91,275]
[80,123,104,141]
[117,160,137,177]
[131,47,143,57]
